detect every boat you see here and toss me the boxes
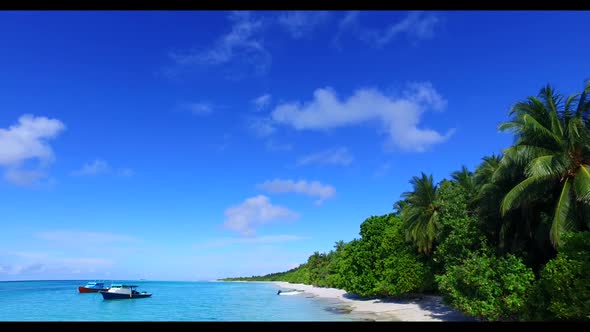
[78,281,110,293]
[99,284,152,300]
[277,289,304,296]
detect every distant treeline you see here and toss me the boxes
[222,81,590,321]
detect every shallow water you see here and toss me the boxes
[0,280,361,321]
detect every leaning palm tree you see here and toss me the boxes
[400,172,439,254]
[499,81,590,247]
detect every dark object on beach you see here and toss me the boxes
[277,290,281,295]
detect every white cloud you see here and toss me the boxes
[0,114,65,185]
[118,168,135,177]
[4,168,47,186]
[72,159,111,176]
[373,161,393,178]
[58,257,113,266]
[278,11,330,39]
[193,234,308,249]
[252,94,271,111]
[35,230,138,245]
[249,118,276,137]
[271,83,452,152]
[0,250,115,277]
[13,263,46,274]
[337,11,440,47]
[6,251,50,260]
[296,147,353,166]
[265,139,292,152]
[257,179,336,205]
[170,11,271,75]
[72,159,134,177]
[216,133,232,152]
[180,102,213,115]
[223,195,299,237]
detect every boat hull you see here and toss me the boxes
[100,291,152,300]
[78,286,109,293]
[279,291,304,296]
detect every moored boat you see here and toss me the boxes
[100,284,152,300]
[277,289,304,296]
[78,281,110,293]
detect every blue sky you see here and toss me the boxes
[1,10,589,281]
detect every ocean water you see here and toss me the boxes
[0,280,362,321]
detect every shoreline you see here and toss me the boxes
[268,281,474,321]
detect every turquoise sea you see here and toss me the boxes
[0,280,362,321]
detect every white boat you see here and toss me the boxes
[100,284,152,300]
[277,289,304,296]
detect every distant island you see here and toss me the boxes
[222,81,590,321]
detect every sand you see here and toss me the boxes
[271,281,475,321]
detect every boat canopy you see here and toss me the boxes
[110,284,138,288]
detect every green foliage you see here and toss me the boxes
[377,252,432,296]
[451,165,477,205]
[532,232,590,320]
[400,173,440,254]
[220,263,310,283]
[433,180,486,272]
[436,250,535,320]
[339,214,432,296]
[499,81,590,247]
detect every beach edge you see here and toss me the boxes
[264,281,474,321]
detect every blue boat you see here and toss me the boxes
[99,284,152,300]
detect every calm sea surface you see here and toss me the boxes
[0,280,362,321]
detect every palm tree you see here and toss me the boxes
[400,172,439,254]
[334,240,346,253]
[499,81,590,247]
[474,154,527,252]
[392,199,408,216]
[473,155,504,243]
[451,165,477,208]
[474,155,502,188]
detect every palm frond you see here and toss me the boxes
[575,80,590,117]
[525,155,568,178]
[492,154,518,184]
[564,93,580,119]
[574,165,590,203]
[540,85,565,137]
[520,114,562,146]
[550,179,574,247]
[501,175,552,216]
[474,154,501,186]
[500,145,552,169]
[566,115,585,139]
[498,120,522,133]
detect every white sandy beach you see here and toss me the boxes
[270,281,474,321]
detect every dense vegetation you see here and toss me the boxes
[222,81,590,321]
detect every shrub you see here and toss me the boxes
[433,180,486,273]
[436,250,535,320]
[533,232,590,320]
[340,214,432,297]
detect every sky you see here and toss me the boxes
[0,10,589,281]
